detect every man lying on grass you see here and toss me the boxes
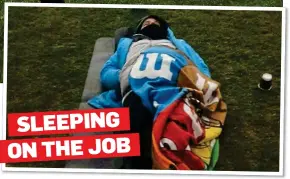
[89,15,227,170]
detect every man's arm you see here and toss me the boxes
[100,37,133,91]
[100,52,120,90]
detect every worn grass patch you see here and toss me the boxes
[3,0,282,172]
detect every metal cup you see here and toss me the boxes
[258,73,272,90]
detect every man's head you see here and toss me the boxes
[135,15,169,40]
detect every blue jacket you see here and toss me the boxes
[88,28,211,109]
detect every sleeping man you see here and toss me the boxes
[88,15,227,170]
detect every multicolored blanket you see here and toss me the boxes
[128,45,227,170]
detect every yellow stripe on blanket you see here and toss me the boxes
[191,139,217,165]
[192,126,221,165]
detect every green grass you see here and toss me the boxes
[0,0,284,81]
[0,0,282,172]
[5,6,282,172]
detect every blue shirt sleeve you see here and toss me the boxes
[100,38,132,90]
[100,51,121,90]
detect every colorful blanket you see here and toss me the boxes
[128,45,227,170]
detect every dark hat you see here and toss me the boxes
[135,15,169,33]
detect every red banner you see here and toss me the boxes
[0,133,140,163]
[8,108,130,137]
